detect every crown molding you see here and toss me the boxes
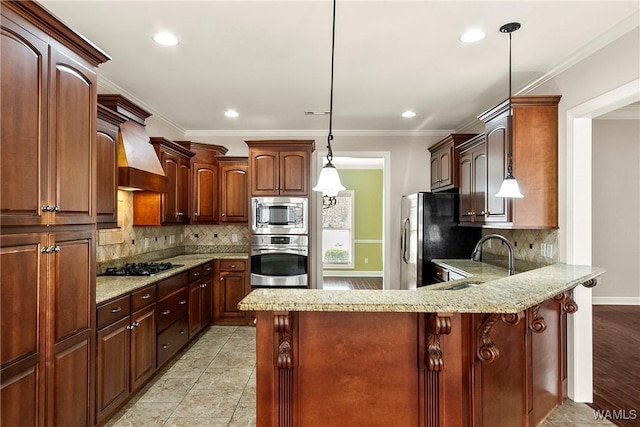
[184,129,454,138]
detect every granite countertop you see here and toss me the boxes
[96,253,248,304]
[238,261,605,314]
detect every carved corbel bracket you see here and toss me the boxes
[425,313,452,371]
[477,312,524,363]
[274,313,293,369]
[528,304,547,333]
[553,292,578,314]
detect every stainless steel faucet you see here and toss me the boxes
[471,234,515,275]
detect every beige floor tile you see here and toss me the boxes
[104,402,179,427]
[136,377,198,403]
[193,367,253,390]
[163,417,232,426]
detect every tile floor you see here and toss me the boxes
[105,325,614,427]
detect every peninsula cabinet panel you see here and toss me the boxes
[0,14,49,227]
[218,157,249,223]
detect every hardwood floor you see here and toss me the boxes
[322,276,383,290]
[589,305,640,427]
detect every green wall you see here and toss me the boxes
[324,169,383,274]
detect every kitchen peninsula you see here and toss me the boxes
[239,262,604,427]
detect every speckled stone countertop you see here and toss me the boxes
[238,261,604,314]
[96,253,248,304]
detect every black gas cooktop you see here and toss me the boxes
[101,262,183,277]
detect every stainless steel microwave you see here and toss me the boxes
[251,197,308,235]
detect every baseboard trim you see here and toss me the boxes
[592,296,640,305]
[322,271,383,278]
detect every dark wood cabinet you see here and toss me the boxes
[478,96,561,228]
[218,157,249,223]
[457,134,486,225]
[246,140,314,196]
[428,134,477,192]
[156,273,190,368]
[188,261,215,338]
[214,260,250,325]
[96,104,127,229]
[133,138,195,225]
[96,315,130,423]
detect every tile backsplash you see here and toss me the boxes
[97,191,248,266]
[480,228,558,271]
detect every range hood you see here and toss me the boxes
[98,94,168,193]
[117,120,168,192]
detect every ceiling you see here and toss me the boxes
[40,1,639,136]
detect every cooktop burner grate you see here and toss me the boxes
[101,262,184,277]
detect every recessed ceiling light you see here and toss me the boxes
[153,32,179,46]
[402,110,417,118]
[460,29,486,43]
[225,110,239,118]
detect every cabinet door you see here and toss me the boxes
[214,271,247,323]
[439,148,453,188]
[251,149,279,195]
[192,163,217,223]
[0,233,47,427]
[459,154,474,223]
[485,116,509,223]
[0,15,49,227]
[161,150,179,223]
[201,276,213,328]
[472,148,487,223]
[188,282,203,338]
[96,118,118,227]
[48,46,97,225]
[430,155,441,190]
[219,162,248,223]
[96,317,130,424]
[177,158,191,222]
[130,305,156,392]
[279,150,309,196]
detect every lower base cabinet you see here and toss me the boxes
[214,259,250,325]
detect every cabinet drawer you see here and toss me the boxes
[219,260,245,272]
[97,295,131,329]
[156,315,189,368]
[433,265,449,283]
[131,285,156,311]
[201,261,214,277]
[156,287,188,332]
[189,265,203,282]
[157,271,189,299]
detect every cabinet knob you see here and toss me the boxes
[179,300,187,305]
[40,246,53,254]
[132,321,140,328]
[467,211,473,216]
[162,344,169,349]
[221,213,226,217]
[194,212,199,216]
[126,324,135,330]
[52,246,60,252]
[53,205,61,212]
[180,330,186,335]
[193,272,200,277]
[480,211,486,215]
[41,205,53,212]
[162,309,171,315]
[230,265,236,268]
[200,283,207,288]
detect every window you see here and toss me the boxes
[322,190,354,269]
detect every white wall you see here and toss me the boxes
[592,118,640,303]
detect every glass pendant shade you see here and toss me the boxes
[313,161,345,197]
[495,174,524,198]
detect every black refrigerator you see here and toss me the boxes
[400,192,481,289]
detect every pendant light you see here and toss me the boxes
[312,0,345,208]
[495,22,524,199]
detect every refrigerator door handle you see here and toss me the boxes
[402,218,410,263]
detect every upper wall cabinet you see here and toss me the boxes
[217,157,249,224]
[457,134,486,225]
[96,104,127,229]
[428,134,477,192]
[175,141,228,224]
[478,95,561,229]
[1,3,109,228]
[246,140,315,197]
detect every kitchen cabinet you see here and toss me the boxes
[217,157,249,223]
[457,134,486,225]
[96,104,127,229]
[478,96,561,228]
[176,141,229,224]
[246,140,314,197]
[188,262,213,338]
[214,260,250,325]
[1,3,108,228]
[95,286,156,424]
[428,133,477,192]
[156,272,190,368]
[133,138,195,225]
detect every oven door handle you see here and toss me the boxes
[252,247,308,254]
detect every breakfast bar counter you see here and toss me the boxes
[239,263,604,427]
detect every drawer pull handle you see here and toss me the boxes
[205,267,212,272]
[162,344,169,349]
[180,330,186,335]
[141,294,151,300]
[111,307,122,313]
[230,265,236,268]
[162,309,171,315]
[179,300,187,305]
[193,273,200,277]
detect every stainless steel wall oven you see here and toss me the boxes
[250,235,308,288]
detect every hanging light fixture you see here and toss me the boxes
[312,0,345,208]
[495,22,524,199]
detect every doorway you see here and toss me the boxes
[314,152,391,290]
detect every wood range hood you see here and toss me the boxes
[98,94,169,193]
